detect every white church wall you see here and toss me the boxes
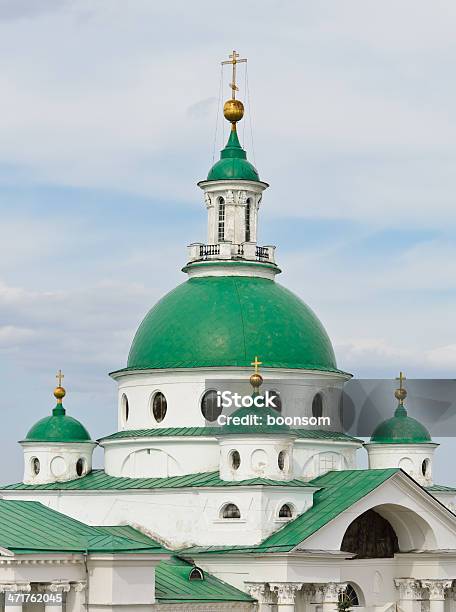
[20,442,97,485]
[365,443,438,486]
[103,437,219,477]
[112,367,349,433]
[293,440,359,480]
[2,487,315,548]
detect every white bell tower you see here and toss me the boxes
[186,51,278,277]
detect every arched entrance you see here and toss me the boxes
[341,509,399,558]
[341,504,437,557]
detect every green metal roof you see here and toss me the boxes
[370,404,432,444]
[156,556,254,603]
[0,469,316,492]
[207,129,259,182]
[99,427,361,443]
[0,499,169,555]
[124,276,340,373]
[182,469,399,555]
[426,484,456,493]
[24,403,92,443]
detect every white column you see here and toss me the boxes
[270,583,303,612]
[321,582,348,612]
[447,586,456,612]
[66,581,87,611]
[246,582,275,611]
[302,584,317,612]
[395,579,422,612]
[1,583,31,612]
[422,580,452,612]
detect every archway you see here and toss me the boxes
[341,509,399,558]
[341,504,437,557]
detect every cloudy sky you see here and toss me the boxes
[0,0,455,483]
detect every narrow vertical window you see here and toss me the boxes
[245,198,251,242]
[218,197,225,241]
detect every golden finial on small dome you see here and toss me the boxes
[54,369,66,404]
[250,356,263,392]
[221,50,247,130]
[394,371,407,405]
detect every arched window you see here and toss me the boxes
[121,394,129,423]
[201,390,222,422]
[278,450,287,471]
[221,503,241,519]
[422,458,430,477]
[152,392,167,423]
[341,509,399,558]
[76,458,86,477]
[230,450,241,470]
[278,503,293,518]
[269,390,282,413]
[312,392,323,419]
[245,198,251,242]
[31,457,40,476]
[218,197,225,241]
[339,585,360,608]
[189,567,204,581]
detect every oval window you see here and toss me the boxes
[230,450,241,470]
[312,393,323,419]
[278,450,287,471]
[31,457,40,476]
[152,392,167,423]
[201,390,222,422]
[422,458,430,477]
[76,458,86,477]
[269,390,282,413]
[121,394,129,423]
[221,503,241,519]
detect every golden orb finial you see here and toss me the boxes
[250,356,263,392]
[54,369,66,404]
[394,371,407,405]
[221,50,247,130]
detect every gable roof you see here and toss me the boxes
[181,469,399,555]
[0,499,168,555]
[0,469,315,492]
[156,556,254,603]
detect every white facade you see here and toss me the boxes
[21,440,96,485]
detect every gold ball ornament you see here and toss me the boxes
[223,99,244,123]
[250,373,263,389]
[54,386,66,401]
[394,387,407,402]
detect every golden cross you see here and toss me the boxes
[251,356,262,374]
[56,369,64,387]
[221,50,247,100]
[396,371,406,391]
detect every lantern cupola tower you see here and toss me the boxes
[186,51,278,280]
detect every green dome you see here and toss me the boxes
[25,404,92,443]
[126,275,340,372]
[370,404,432,444]
[207,129,260,182]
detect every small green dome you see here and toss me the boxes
[25,404,92,443]
[126,276,340,372]
[207,129,259,182]
[370,404,432,444]
[220,404,293,436]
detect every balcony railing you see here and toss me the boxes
[187,242,276,264]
